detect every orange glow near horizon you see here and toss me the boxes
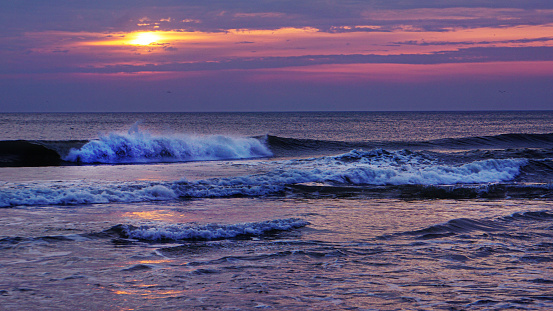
[38,23,553,57]
[123,210,204,223]
[14,20,553,82]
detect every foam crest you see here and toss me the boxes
[64,129,272,164]
[271,150,525,186]
[117,218,309,241]
[330,158,525,185]
[171,151,526,197]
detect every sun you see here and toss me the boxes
[131,32,161,45]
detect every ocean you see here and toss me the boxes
[1,111,553,310]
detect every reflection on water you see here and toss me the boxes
[0,198,552,310]
[125,210,192,223]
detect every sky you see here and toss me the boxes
[1,0,553,112]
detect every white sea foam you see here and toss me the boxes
[119,218,309,241]
[0,182,178,207]
[0,149,528,207]
[63,129,272,163]
[170,150,527,198]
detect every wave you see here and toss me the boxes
[2,132,553,167]
[264,135,366,158]
[64,130,272,164]
[2,180,551,209]
[503,211,553,221]
[426,133,553,150]
[0,234,89,250]
[0,219,308,249]
[0,125,272,166]
[0,149,533,207]
[275,149,525,186]
[404,218,505,239]
[266,132,553,156]
[398,210,553,240]
[107,218,309,241]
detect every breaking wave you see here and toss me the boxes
[64,129,272,164]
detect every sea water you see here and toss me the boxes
[1,111,553,310]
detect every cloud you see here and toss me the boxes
[163,46,178,51]
[3,1,553,36]
[2,1,553,112]
[59,46,553,74]
[393,37,553,46]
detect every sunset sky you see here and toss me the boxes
[1,1,552,112]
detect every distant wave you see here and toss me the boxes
[0,149,533,207]
[424,133,553,150]
[264,135,365,157]
[265,132,553,156]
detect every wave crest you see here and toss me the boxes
[112,218,309,241]
[64,130,272,164]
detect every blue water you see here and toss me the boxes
[1,111,553,310]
